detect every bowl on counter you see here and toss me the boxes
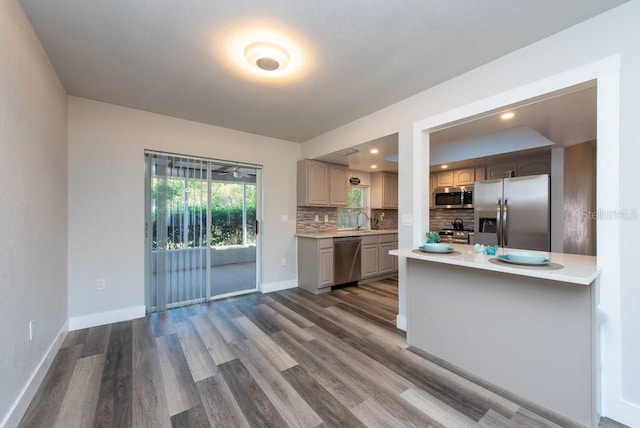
[503,251,548,264]
[419,243,454,253]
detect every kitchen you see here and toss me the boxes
[297,82,596,292]
[296,82,600,427]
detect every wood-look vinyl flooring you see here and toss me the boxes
[19,278,627,428]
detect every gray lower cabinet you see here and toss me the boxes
[361,233,398,280]
[379,234,396,275]
[298,233,398,294]
[297,237,334,294]
[361,235,380,279]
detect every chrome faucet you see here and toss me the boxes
[356,211,369,230]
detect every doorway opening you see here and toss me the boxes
[144,151,261,312]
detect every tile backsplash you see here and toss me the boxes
[429,209,474,231]
[296,206,398,233]
[296,207,338,233]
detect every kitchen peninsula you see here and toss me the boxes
[390,244,601,427]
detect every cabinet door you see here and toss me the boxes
[361,244,379,279]
[329,164,348,206]
[517,157,551,177]
[435,171,454,187]
[318,248,334,287]
[383,172,398,208]
[486,163,517,180]
[297,160,330,206]
[454,168,475,186]
[379,242,395,275]
[475,167,486,182]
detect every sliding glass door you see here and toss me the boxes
[144,152,260,312]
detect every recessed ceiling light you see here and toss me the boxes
[245,42,290,71]
[340,148,359,156]
[441,165,448,169]
[370,148,379,154]
[371,164,378,169]
[500,112,515,120]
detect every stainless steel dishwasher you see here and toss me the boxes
[333,236,362,285]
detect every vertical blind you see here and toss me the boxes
[144,151,261,312]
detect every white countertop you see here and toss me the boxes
[391,244,601,285]
[296,229,398,239]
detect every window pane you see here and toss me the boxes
[338,186,368,229]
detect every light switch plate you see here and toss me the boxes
[401,214,413,226]
[280,214,288,222]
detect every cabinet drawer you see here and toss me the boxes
[362,235,380,245]
[319,238,333,249]
[379,234,396,243]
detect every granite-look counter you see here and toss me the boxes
[296,229,398,239]
[390,243,600,285]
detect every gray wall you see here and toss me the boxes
[67,97,301,320]
[0,0,68,423]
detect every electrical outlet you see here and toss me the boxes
[29,320,34,341]
[96,278,106,291]
[314,215,319,222]
[281,257,287,266]
[324,214,329,223]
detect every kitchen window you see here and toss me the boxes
[337,186,368,229]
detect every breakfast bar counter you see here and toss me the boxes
[391,244,600,285]
[390,244,601,427]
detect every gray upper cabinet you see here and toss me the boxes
[486,153,551,179]
[517,156,551,176]
[297,160,347,206]
[486,162,518,179]
[371,172,398,209]
[453,168,475,186]
[329,164,348,206]
[435,170,454,187]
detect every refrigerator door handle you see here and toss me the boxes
[503,199,509,247]
[496,199,502,246]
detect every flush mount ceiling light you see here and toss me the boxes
[500,112,515,120]
[370,148,379,154]
[245,42,290,72]
[371,164,378,169]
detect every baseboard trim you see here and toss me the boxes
[1,320,68,428]
[261,279,297,294]
[396,314,407,331]
[605,397,640,428]
[68,305,146,331]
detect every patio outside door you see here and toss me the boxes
[144,151,261,312]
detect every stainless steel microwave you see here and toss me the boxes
[432,186,473,209]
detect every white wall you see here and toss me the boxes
[67,97,300,323]
[301,1,640,425]
[0,0,68,425]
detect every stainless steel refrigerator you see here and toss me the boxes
[474,174,550,251]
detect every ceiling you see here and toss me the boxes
[19,0,627,143]
[316,83,597,173]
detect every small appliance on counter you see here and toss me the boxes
[452,218,464,230]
